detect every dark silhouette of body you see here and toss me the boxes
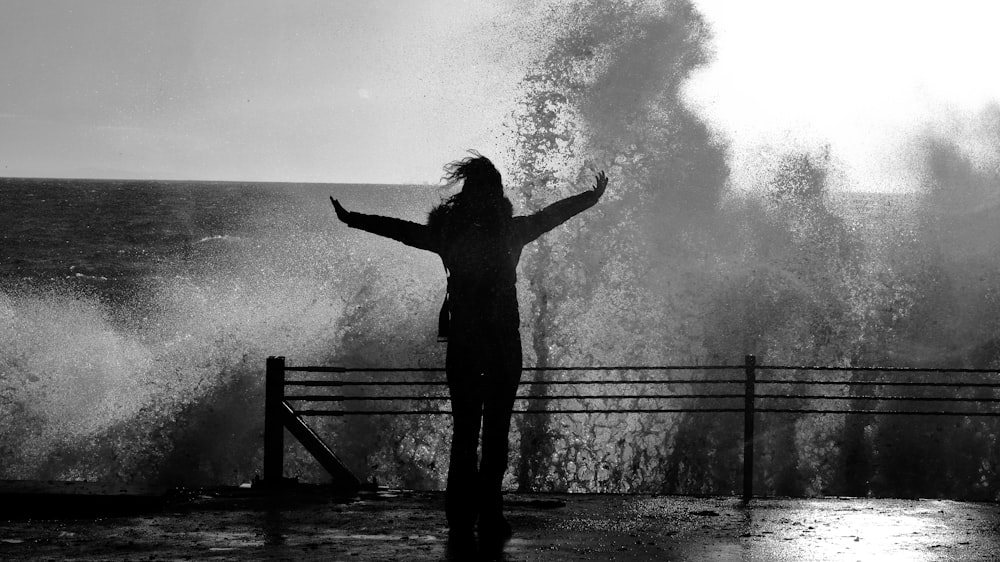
[331,154,606,540]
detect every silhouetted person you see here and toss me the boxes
[331,153,606,541]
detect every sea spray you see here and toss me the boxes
[498,0,1000,498]
[502,0,731,494]
[0,274,348,483]
[0,180,450,486]
[0,287,156,479]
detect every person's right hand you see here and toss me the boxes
[330,197,350,222]
[591,171,608,198]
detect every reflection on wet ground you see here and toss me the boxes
[1,487,998,561]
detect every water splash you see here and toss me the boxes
[497,0,1000,498]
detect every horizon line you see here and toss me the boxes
[0,175,922,196]
[0,175,440,187]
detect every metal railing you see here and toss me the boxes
[263,355,1000,500]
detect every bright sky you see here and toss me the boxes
[0,0,521,183]
[1,1,998,188]
[686,0,1000,192]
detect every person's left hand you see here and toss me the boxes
[591,171,608,198]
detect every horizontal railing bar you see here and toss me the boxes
[757,394,1000,403]
[284,393,746,402]
[283,394,1000,404]
[283,379,1000,389]
[284,380,439,387]
[293,408,745,416]
[293,408,1000,416]
[284,365,1000,375]
[283,379,746,387]
[284,365,744,373]
[756,380,1000,388]
[760,366,999,374]
[285,395,439,400]
[757,408,1000,416]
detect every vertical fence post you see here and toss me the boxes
[264,355,286,487]
[743,354,756,502]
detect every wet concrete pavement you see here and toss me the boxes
[1,485,999,561]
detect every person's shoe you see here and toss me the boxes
[477,515,512,543]
[445,527,477,560]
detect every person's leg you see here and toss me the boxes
[445,343,483,532]
[477,336,522,535]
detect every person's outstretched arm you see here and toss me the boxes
[515,171,607,245]
[331,197,438,252]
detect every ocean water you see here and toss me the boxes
[0,177,448,486]
[2,173,1000,498]
[1,177,442,284]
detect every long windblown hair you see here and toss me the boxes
[428,152,513,236]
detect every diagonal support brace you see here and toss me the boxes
[281,401,361,491]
